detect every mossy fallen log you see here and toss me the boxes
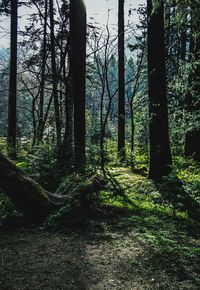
[0,152,106,222]
[0,152,66,221]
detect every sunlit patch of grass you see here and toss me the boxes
[100,166,199,238]
[98,169,200,288]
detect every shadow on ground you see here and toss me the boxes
[0,169,200,290]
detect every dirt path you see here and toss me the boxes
[1,224,199,290]
[0,228,147,290]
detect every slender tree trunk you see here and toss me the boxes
[189,11,194,62]
[32,97,37,147]
[118,0,126,160]
[130,105,135,167]
[147,0,172,180]
[100,81,105,171]
[37,0,48,142]
[70,0,86,172]
[165,1,171,58]
[7,0,18,159]
[49,0,61,145]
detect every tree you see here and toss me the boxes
[126,50,145,168]
[0,152,64,221]
[118,0,125,160]
[37,0,48,142]
[184,0,200,161]
[7,0,18,159]
[147,0,172,180]
[70,0,87,172]
[49,0,62,145]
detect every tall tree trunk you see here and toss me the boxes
[147,0,172,180]
[59,61,73,172]
[180,30,187,61]
[49,0,61,145]
[118,0,126,160]
[130,105,135,168]
[37,0,48,142]
[70,0,86,172]
[7,0,18,159]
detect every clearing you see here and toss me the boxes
[0,168,200,290]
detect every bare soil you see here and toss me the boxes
[0,223,200,290]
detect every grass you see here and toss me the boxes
[0,161,200,289]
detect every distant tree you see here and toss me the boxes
[184,0,200,161]
[126,49,145,168]
[187,0,200,111]
[147,0,172,180]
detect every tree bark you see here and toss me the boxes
[185,129,200,162]
[147,0,172,180]
[130,105,135,167]
[49,0,62,145]
[7,0,18,159]
[0,153,106,222]
[70,0,86,172]
[180,30,187,61]
[0,152,64,221]
[37,0,48,142]
[59,69,73,172]
[118,0,126,160]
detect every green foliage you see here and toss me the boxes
[0,137,7,155]
[175,157,200,204]
[44,173,104,230]
[152,0,162,13]
[0,192,22,224]
[26,143,60,190]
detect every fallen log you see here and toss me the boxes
[0,152,106,222]
[0,152,66,221]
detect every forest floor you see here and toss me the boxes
[0,167,200,290]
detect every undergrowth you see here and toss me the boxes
[0,153,199,234]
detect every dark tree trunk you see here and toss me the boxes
[70,0,86,172]
[147,0,172,180]
[59,67,73,172]
[118,0,126,160]
[185,129,200,162]
[0,153,64,222]
[7,0,18,159]
[37,0,48,142]
[180,30,187,61]
[0,153,106,222]
[165,1,171,58]
[130,106,135,167]
[49,0,61,145]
